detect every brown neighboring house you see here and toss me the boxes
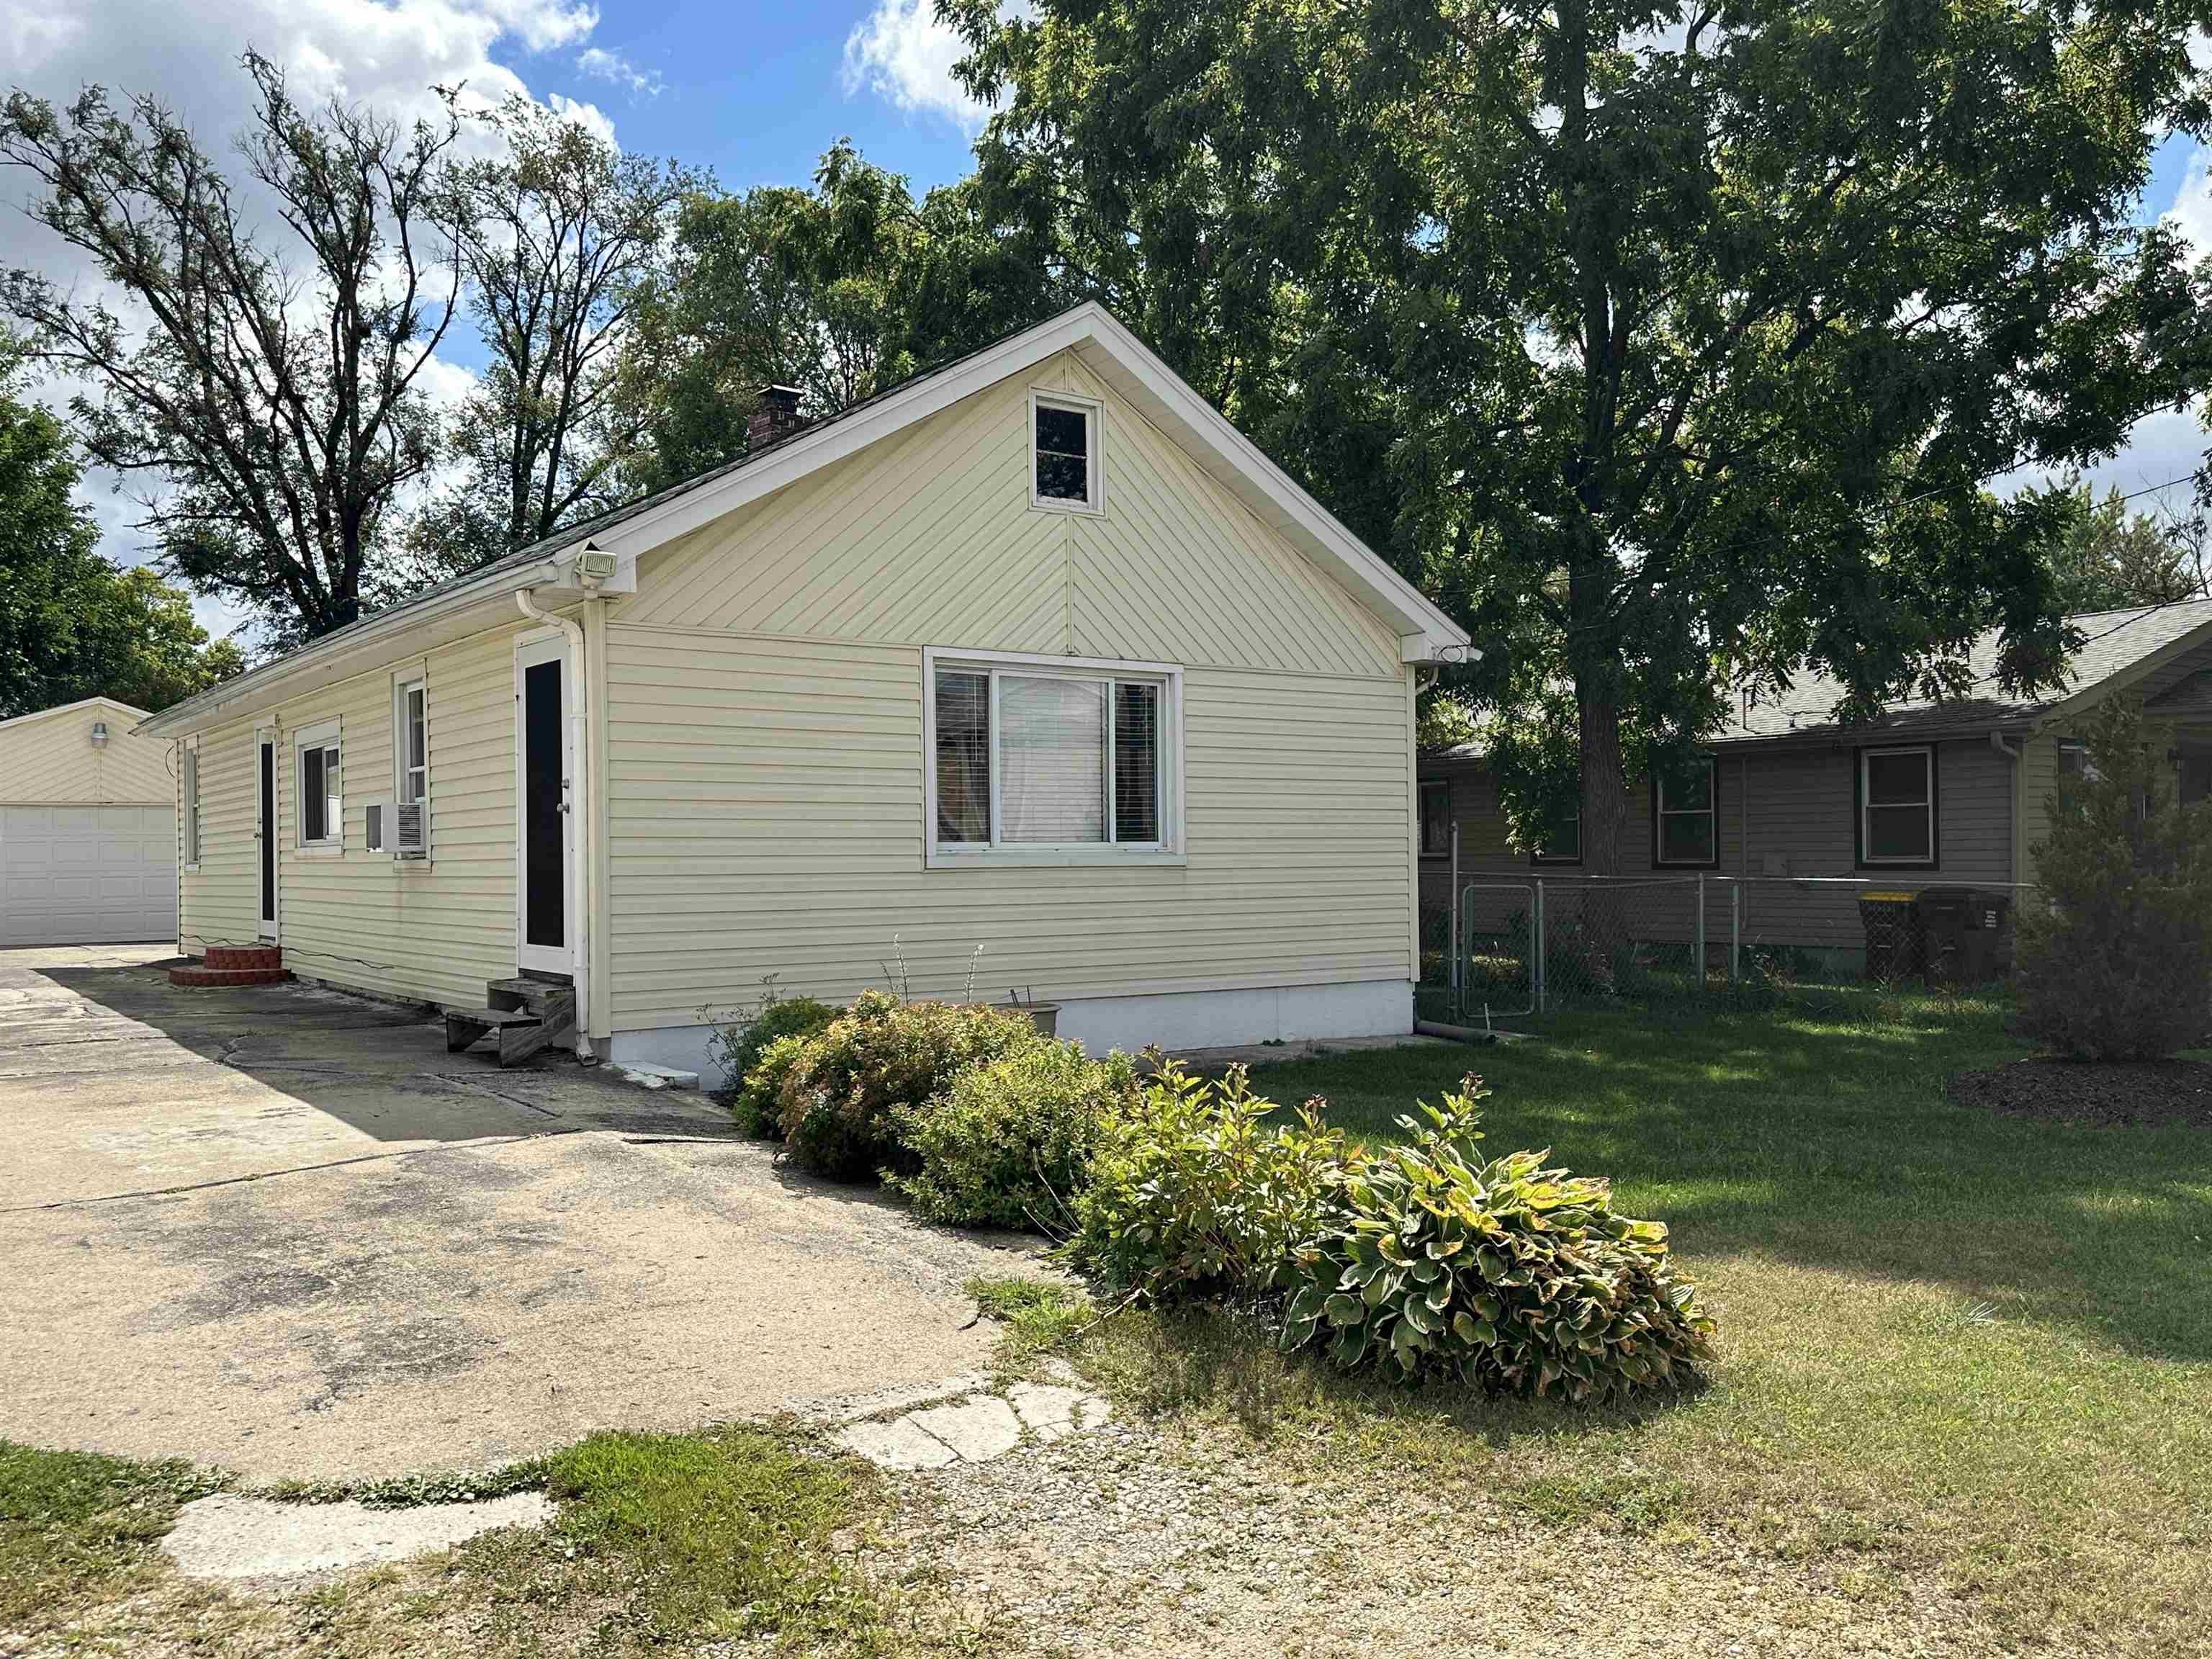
[1419,598,2212,968]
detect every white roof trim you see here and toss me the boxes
[0,695,151,734]
[140,302,1469,739]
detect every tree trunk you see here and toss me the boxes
[1577,681,1629,878]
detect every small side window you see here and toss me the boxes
[181,746,201,866]
[1419,780,1452,856]
[1031,392,1101,511]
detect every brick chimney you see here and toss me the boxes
[747,385,804,452]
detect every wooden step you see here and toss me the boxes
[487,976,575,1017]
[498,1002,574,1067]
[444,1007,540,1053]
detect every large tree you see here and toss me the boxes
[616,143,1062,494]
[951,0,2212,868]
[408,97,699,578]
[0,53,467,648]
[0,337,242,716]
[2036,477,2203,612]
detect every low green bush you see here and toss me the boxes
[892,1043,1139,1229]
[733,1032,818,1139]
[1277,1082,1714,1401]
[707,981,837,1135]
[1068,1059,1361,1302]
[778,989,1045,1180]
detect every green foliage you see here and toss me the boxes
[954,0,2211,871]
[1277,1082,1714,1401]
[2016,701,2212,1059]
[706,978,837,1133]
[0,339,240,716]
[776,988,1045,1180]
[2036,477,2201,613]
[737,1032,819,1141]
[1067,1060,1362,1302]
[892,1042,1138,1229]
[1414,691,1481,755]
[0,1441,220,1632]
[966,1274,1092,1363]
[541,1426,873,1644]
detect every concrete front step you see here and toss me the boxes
[169,965,295,989]
[204,945,284,971]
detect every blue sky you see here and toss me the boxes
[2,1,2208,644]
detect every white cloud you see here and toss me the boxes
[575,45,662,99]
[840,0,995,129]
[547,91,617,147]
[2162,145,2212,262]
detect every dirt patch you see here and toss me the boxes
[1948,1057,2212,1127]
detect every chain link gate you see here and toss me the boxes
[1451,881,1537,1021]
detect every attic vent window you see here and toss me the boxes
[1030,391,1101,513]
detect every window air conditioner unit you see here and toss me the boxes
[395,800,428,858]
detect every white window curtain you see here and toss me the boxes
[999,675,1107,842]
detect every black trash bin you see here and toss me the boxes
[1858,891,1920,980]
[1916,886,2010,983]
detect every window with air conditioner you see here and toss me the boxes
[392,675,429,858]
[925,649,1181,868]
[295,719,342,853]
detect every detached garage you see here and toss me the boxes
[0,696,177,948]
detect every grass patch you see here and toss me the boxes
[538,1425,884,1647]
[259,1458,553,1510]
[1082,996,2212,1647]
[0,1441,221,1638]
[966,1274,1091,1370]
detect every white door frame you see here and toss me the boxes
[255,727,279,941]
[513,629,575,976]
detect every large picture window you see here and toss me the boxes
[1858,745,1937,866]
[1651,759,1717,868]
[925,649,1180,866]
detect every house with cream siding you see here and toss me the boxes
[1419,598,2212,966]
[0,696,177,947]
[137,304,1471,1074]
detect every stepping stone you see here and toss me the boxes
[836,1416,958,1471]
[1007,1381,1112,1442]
[906,1394,1022,1462]
[162,1491,553,1582]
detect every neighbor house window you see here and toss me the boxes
[1532,799,1581,865]
[2057,739,2089,814]
[295,720,341,852]
[1652,759,1717,867]
[1420,781,1451,856]
[1858,745,1937,866]
[181,745,201,867]
[1030,391,1101,511]
[925,649,1179,866]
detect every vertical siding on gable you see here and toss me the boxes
[603,624,1412,1029]
[177,624,521,1007]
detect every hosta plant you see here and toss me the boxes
[1279,1082,1714,1402]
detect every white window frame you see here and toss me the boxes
[1858,743,1937,868]
[180,740,201,869]
[392,670,430,860]
[294,716,343,855]
[1028,387,1105,515]
[1652,757,1718,868]
[922,647,1184,869]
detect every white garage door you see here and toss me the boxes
[0,804,176,946]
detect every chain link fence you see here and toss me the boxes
[1419,875,2036,1023]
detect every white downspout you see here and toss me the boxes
[517,587,595,1061]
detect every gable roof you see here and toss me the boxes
[0,695,151,736]
[138,303,1469,739]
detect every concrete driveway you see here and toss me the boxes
[0,947,1020,1482]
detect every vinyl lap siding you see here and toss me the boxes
[177,625,521,1007]
[605,626,1411,1029]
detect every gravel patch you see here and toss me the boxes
[872,1418,2008,1657]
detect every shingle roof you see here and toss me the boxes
[1723,598,2212,741]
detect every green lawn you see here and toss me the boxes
[1080,993,2212,1649]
